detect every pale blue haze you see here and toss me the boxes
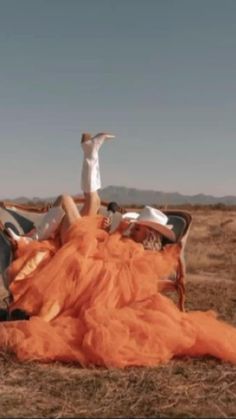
[0,0,235,198]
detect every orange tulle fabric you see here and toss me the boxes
[1,215,236,367]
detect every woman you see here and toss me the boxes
[1,134,236,367]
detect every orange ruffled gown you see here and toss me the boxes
[0,215,236,367]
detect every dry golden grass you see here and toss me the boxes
[186,208,236,281]
[0,207,236,418]
[0,353,236,418]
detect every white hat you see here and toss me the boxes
[130,206,176,242]
[122,212,139,220]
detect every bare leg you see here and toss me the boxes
[79,192,100,216]
[58,195,81,243]
[54,192,100,245]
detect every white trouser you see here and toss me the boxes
[81,133,113,193]
[81,157,101,193]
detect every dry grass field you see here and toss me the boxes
[0,207,236,418]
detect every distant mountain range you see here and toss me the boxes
[99,186,236,206]
[4,186,236,206]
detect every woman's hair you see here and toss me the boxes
[142,228,162,251]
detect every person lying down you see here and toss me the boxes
[0,132,236,368]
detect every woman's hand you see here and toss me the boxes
[118,219,131,233]
[101,216,131,234]
[101,216,112,231]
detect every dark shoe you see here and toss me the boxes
[0,308,9,322]
[9,309,30,321]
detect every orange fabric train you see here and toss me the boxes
[1,215,236,367]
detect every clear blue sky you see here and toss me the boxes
[0,0,235,199]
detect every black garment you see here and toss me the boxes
[0,308,30,322]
